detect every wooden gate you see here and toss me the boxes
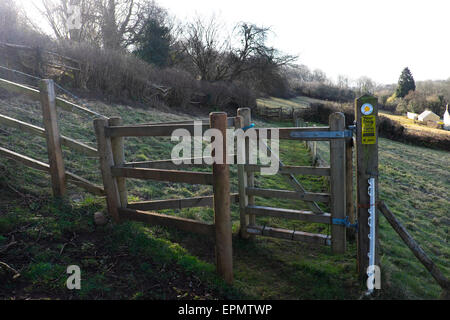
[93,112,236,283]
[236,108,354,254]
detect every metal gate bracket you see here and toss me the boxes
[290,130,353,139]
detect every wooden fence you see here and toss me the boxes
[0,42,81,81]
[236,108,353,254]
[0,77,104,196]
[2,83,448,294]
[256,105,296,121]
[93,112,238,284]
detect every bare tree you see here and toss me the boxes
[227,23,296,81]
[180,15,229,81]
[38,0,101,43]
[180,18,296,82]
[356,76,376,95]
[38,0,165,49]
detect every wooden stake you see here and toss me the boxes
[329,112,346,253]
[355,95,379,278]
[109,117,127,208]
[94,118,121,223]
[210,112,233,284]
[39,79,66,197]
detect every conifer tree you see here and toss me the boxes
[395,67,416,98]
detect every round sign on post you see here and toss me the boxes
[361,103,373,115]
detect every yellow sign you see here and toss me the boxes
[362,115,376,144]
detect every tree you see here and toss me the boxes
[395,67,416,98]
[227,23,297,81]
[38,0,165,50]
[180,15,227,81]
[39,0,100,43]
[133,17,171,66]
[179,18,296,83]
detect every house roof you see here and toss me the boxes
[418,110,439,119]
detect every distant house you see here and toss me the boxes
[444,104,450,130]
[418,110,440,123]
[407,112,418,120]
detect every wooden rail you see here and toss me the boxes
[253,126,331,140]
[379,201,450,293]
[246,225,331,245]
[123,157,211,170]
[111,167,214,185]
[105,123,210,138]
[245,187,330,203]
[140,117,236,128]
[245,205,331,224]
[0,146,104,195]
[244,164,331,176]
[128,194,239,211]
[119,208,215,236]
[0,78,103,118]
[0,114,98,156]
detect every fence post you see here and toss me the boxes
[355,95,379,278]
[235,115,249,239]
[210,112,233,284]
[237,108,255,230]
[94,118,121,223]
[346,137,355,237]
[329,112,346,253]
[109,117,127,208]
[39,79,66,197]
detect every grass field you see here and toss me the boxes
[0,93,448,299]
[379,111,450,138]
[258,97,450,299]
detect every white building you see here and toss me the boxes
[444,104,450,130]
[407,112,418,120]
[418,110,440,123]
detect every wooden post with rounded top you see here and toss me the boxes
[210,112,233,284]
[39,79,66,197]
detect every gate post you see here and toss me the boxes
[235,115,249,239]
[355,95,379,279]
[109,117,127,208]
[94,118,121,223]
[346,136,355,236]
[210,112,233,284]
[39,79,66,197]
[329,112,346,253]
[237,108,255,230]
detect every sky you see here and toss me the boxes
[17,0,450,85]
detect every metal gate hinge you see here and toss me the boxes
[332,216,358,230]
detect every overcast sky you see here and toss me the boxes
[18,0,450,85]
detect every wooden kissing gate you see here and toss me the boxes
[94,99,380,284]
